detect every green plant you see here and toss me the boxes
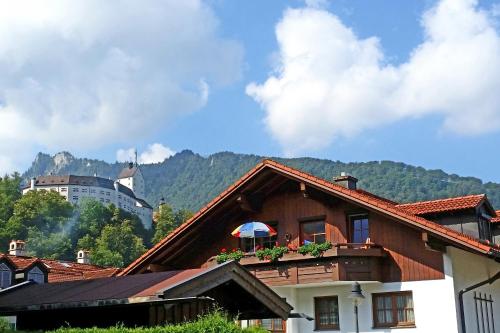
[216,248,245,264]
[255,246,289,262]
[297,241,333,257]
[46,310,268,333]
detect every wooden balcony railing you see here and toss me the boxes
[205,243,386,285]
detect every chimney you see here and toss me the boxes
[30,177,36,190]
[77,250,90,264]
[333,172,358,190]
[128,162,134,169]
[9,240,26,256]
[114,181,120,192]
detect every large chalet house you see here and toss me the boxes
[120,160,500,333]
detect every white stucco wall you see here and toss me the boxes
[273,254,459,333]
[270,249,499,333]
[447,247,500,333]
[24,184,152,229]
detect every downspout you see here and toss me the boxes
[458,269,500,333]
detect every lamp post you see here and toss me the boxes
[348,282,365,333]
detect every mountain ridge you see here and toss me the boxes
[22,150,500,211]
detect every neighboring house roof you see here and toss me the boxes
[117,164,139,179]
[0,261,293,320]
[396,194,487,215]
[0,253,120,282]
[121,160,500,276]
[491,211,500,224]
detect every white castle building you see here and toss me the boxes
[23,163,153,229]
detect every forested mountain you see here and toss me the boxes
[23,150,500,211]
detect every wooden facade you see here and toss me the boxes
[140,175,445,285]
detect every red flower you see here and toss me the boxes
[232,248,237,252]
[221,248,227,253]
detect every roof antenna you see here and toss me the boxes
[134,148,138,167]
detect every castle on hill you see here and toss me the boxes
[23,162,153,229]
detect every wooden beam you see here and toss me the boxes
[147,264,168,272]
[299,182,308,198]
[236,194,256,212]
[422,232,446,252]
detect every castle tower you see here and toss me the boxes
[116,154,146,199]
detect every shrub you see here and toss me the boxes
[297,241,333,257]
[47,311,269,333]
[255,246,288,262]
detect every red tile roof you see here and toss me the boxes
[491,211,500,224]
[0,253,120,282]
[396,194,485,215]
[121,160,499,275]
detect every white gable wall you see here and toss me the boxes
[448,247,500,333]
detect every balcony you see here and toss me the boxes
[207,243,387,286]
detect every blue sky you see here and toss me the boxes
[1,0,500,183]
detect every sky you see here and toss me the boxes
[1,0,500,182]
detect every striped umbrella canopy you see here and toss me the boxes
[231,221,277,239]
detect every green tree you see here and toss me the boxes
[26,227,72,259]
[174,208,193,226]
[70,198,113,247]
[0,173,22,223]
[91,221,146,267]
[152,204,176,244]
[1,190,73,252]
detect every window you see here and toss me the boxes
[241,221,278,253]
[300,220,326,244]
[81,188,88,193]
[350,215,369,243]
[373,291,415,328]
[72,195,79,201]
[90,189,96,194]
[27,266,45,284]
[246,319,285,332]
[73,188,79,192]
[0,263,12,289]
[100,190,104,195]
[314,296,339,330]
[106,192,110,196]
[60,187,67,192]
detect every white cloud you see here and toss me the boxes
[247,0,500,155]
[0,0,243,174]
[116,143,174,164]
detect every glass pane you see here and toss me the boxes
[315,234,326,244]
[352,218,369,243]
[260,319,272,329]
[302,221,325,244]
[316,297,339,326]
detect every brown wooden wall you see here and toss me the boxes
[178,187,444,282]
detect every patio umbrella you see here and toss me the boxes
[231,221,277,252]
